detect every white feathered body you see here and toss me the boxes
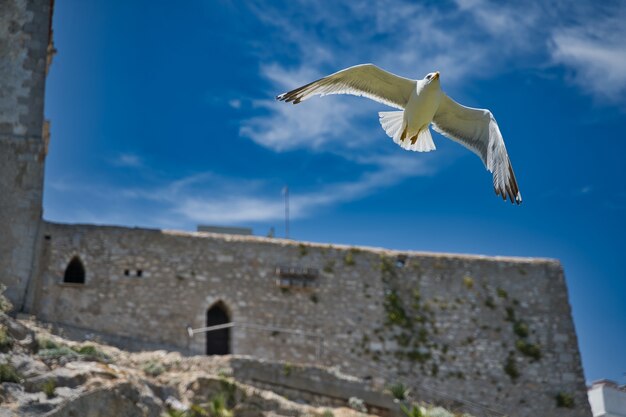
[404,79,442,138]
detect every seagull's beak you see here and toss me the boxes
[433,71,440,81]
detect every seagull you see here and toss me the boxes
[276,64,522,204]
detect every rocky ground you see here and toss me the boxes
[0,312,469,417]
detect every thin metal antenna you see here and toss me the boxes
[283,186,290,239]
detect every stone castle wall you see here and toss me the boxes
[30,222,589,417]
[0,0,52,308]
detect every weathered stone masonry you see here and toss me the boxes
[28,222,589,417]
[0,0,52,308]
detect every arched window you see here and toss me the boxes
[206,302,230,355]
[64,257,85,284]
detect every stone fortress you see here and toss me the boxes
[0,1,590,416]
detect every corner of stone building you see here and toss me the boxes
[0,0,54,311]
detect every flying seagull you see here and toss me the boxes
[276,64,522,204]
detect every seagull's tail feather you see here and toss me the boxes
[379,111,405,143]
[379,111,435,152]
[406,128,436,152]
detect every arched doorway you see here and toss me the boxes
[64,257,85,284]
[206,302,230,355]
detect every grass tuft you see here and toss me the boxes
[504,353,520,381]
[555,392,575,408]
[387,382,410,400]
[42,379,56,398]
[0,362,21,383]
[142,360,165,377]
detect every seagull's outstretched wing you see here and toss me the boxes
[277,64,416,110]
[432,94,522,204]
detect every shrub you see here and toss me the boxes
[298,244,308,257]
[348,397,367,413]
[38,343,111,363]
[555,392,575,408]
[496,287,508,299]
[380,257,394,275]
[206,393,233,417]
[505,306,516,322]
[283,363,293,376]
[516,340,541,361]
[400,403,423,417]
[0,326,13,351]
[37,337,61,350]
[73,344,111,361]
[462,276,474,289]
[344,251,355,266]
[407,350,431,363]
[384,291,411,328]
[142,360,165,377]
[38,345,78,360]
[165,409,188,417]
[0,362,21,383]
[42,379,56,398]
[188,404,210,417]
[218,376,237,405]
[0,284,13,312]
[484,297,496,309]
[322,409,335,417]
[387,382,410,400]
[513,321,529,338]
[504,354,519,381]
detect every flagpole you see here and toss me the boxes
[284,186,290,239]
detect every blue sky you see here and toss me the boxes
[44,1,625,382]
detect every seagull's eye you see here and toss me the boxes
[426,74,432,79]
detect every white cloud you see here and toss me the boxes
[551,26,626,102]
[228,99,242,109]
[138,154,434,225]
[457,0,626,103]
[238,0,528,155]
[239,0,626,156]
[113,153,143,168]
[240,63,358,152]
[47,152,435,228]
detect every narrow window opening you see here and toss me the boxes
[137,269,143,277]
[124,269,130,276]
[64,257,85,284]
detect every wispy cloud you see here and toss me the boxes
[457,0,626,103]
[241,64,371,152]
[239,0,505,155]
[46,153,435,228]
[551,23,626,103]
[239,0,626,156]
[137,154,434,225]
[112,153,143,168]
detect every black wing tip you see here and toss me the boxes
[492,161,522,205]
[276,90,302,104]
[276,78,322,104]
[495,187,522,205]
